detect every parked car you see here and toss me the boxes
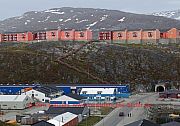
[119,112,124,116]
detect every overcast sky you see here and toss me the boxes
[0,0,180,20]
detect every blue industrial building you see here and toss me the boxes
[0,84,130,98]
[56,84,130,98]
[0,84,39,94]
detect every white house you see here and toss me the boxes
[0,95,34,110]
[22,89,50,103]
[22,86,63,103]
[80,88,116,101]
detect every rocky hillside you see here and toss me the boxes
[1,7,180,33]
[152,9,180,20]
[0,42,179,91]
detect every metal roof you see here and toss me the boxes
[47,112,77,126]
[124,119,160,126]
[46,106,85,115]
[32,120,55,126]
[80,88,115,95]
[50,95,79,102]
[36,86,61,95]
[161,121,180,126]
[0,95,29,102]
[66,93,86,100]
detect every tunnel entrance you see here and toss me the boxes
[156,86,165,92]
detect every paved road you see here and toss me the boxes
[94,93,158,126]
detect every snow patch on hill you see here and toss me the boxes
[44,9,65,15]
[100,15,108,22]
[118,17,126,22]
[152,10,180,20]
[86,21,98,29]
[64,18,71,22]
[76,19,89,23]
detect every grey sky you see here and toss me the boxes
[0,0,180,20]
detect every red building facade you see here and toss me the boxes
[0,34,2,42]
[60,29,75,41]
[46,30,61,41]
[17,32,33,42]
[74,30,92,41]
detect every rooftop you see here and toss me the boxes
[47,112,77,126]
[46,106,85,115]
[0,95,29,102]
[50,95,79,102]
[124,119,160,126]
[80,88,115,94]
[161,121,180,126]
[36,85,61,95]
[32,120,55,126]
[66,93,86,100]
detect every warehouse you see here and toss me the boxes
[56,84,130,97]
[0,83,38,95]
[0,84,130,98]
[47,112,78,126]
[80,88,117,101]
[0,95,34,110]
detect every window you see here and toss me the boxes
[51,32,55,37]
[148,32,153,37]
[118,33,122,38]
[42,99,44,101]
[133,32,137,37]
[65,32,70,37]
[89,97,94,99]
[82,91,87,94]
[22,34,25,39]
[97,91,102,94]
[80,32,85,37]
[35,94,38,96]
[160,33,164,38]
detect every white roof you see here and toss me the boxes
[51,95,79,102]
[21,89,44,95]
[47,112,77,126]
[0,95,28,102]
[47,119,64,126]
[80,88,115,94]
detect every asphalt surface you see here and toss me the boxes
[94,93,158,126]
